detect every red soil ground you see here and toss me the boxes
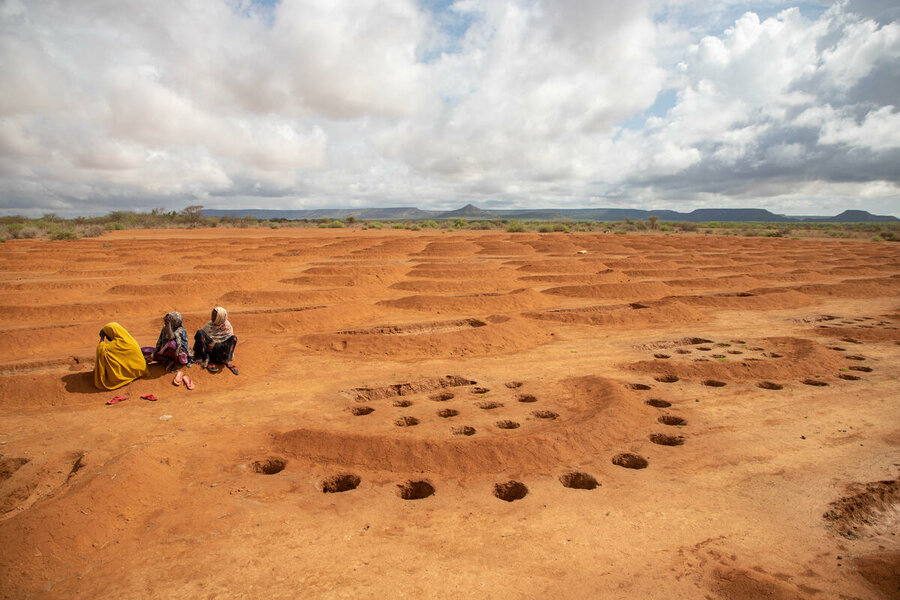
[0,229,898,599]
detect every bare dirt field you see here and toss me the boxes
[0,229,898,599]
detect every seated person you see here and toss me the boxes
[94,322,150,390]
[193,306,239,374]
[146,311,192,371]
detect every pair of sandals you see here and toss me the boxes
[106,393,158,405]
[172,370,194,389]
[205,362,239,375]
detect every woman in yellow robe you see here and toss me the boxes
[94,323,150,390]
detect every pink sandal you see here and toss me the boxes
[173,371,184,386]
[183,375,194,390]
[106,395,127,405]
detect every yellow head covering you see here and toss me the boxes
[94,322,150,390]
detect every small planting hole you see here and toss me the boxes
[838,373,860,380]
[517,394,538,403]
[628,383,652,390]
[802,379,828,386]
[845,355,866,361]
[658,415,686,426]
[505,381,523,389]
[702,379,726,387]
[397,480,434,500]
[645,398,671,408]
[494,480,528,502]
[252,457,287,475]
[654,353,670,359]
[394,416,420,427]
[496,420,520,429]
[437,408,458,418]
[827,346,846,351]
[675,348,691,354]
[350,406,374,416]
[392,400,412,407]
[532,410,558,419]
[471,387,490,394]
[476,401,503,409]
[697,346,711,351]
[612,453,648,469]
[849,365,872,372]
[757,381,783,390]
[321,473,360,493]
[649,434,685,446]
[655,374,679,383]
[560,472,598,490]
[430,391,454,401]
[727,350,743,355]
[452,425,476,436]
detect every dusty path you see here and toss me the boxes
[0,229,898,599]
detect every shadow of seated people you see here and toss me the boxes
[62,371,101,394]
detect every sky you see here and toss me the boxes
[1,0,899,217]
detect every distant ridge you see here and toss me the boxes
[203,206,898,223]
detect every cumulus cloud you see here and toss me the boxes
[0,0,898,216]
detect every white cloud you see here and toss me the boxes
[0,0,898,216]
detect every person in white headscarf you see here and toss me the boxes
[193,306,239,374]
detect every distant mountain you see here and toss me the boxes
[435,204,496,219]
[818,210,898,223]
[202,206,897,223]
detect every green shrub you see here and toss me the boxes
[50,229,78,240]
[420,220,438,228]
[18,226,39,239]
[553,223,569,232]
[506,220,526,233]
[391,223,405,229]
[537,225,552,233]
[80,225,104,238]
[367,221,383,229]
